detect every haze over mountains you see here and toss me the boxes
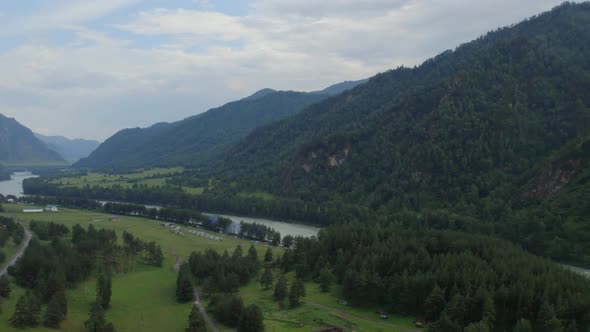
[76,79,367,169]
[0,114,64,164]
[35,134,100,163]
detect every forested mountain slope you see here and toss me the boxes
[214,3,590,264]
[0,114,64,164]
[76,80,366,170]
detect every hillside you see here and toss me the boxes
[0,114,64,164]
[76,81,365,170]
[35,134,100,163]
[212,3,590,264]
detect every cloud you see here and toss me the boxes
[0,0,575,140]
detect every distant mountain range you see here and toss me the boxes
[0,114,64,164]
[35,134,100,163]
[75,79,367,169]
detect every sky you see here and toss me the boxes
[0,0,575,141]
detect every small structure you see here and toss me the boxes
[109,216,120,222]
[314,328,344,332]
[45,205,59,212]
[23,207,44,213]
[7,198,15,204]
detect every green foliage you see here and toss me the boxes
[84,303,116,332]
[318,266,335,293]
[185,305,206,332]
[9,292,40,328]
[273,275,288,302]
[176,263,194,303]
[513,319,533,332]
[260,268,273,290]
[96,272,112,310]
[424,285,446,321]
[264,247,273,263]
[209,294,244,328]
[0,275,11,298]
[289,279,306,308]
[237,304,264,332]
[43,290,67,328]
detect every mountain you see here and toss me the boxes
[76,80,366,170]
[213,3,590,264]
[310,78,369,95]
[35,134,100,163]
[0,114,64,164]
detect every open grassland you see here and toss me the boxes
[49,167,208,195]
[0,204,416,332]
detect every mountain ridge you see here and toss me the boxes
[0,114,64,164]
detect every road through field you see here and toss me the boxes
[0,224,32,276]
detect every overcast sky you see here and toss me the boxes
[0,0,574,141]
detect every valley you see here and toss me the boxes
[0,2,589,332]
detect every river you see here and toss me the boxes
[208,213,320,239]
[0,172,38,197]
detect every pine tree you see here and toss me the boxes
[185,305,206,332]
[176,264,194,303]
[247,245,258,261]
[318,267,335,293]
[232,245,243,258]
[538,301,563,332]
[237,304,264,332]
[96,273,112,310]
[289,279,305,308]
[0,275,11,298]
[84,302,116,332]
[44,292,65,328]
[260,268,273,290]
[424,285,446,321]
[273,275,288,302]
[513,319,532,332]
[9,295,30,328]
[264,247,273,263]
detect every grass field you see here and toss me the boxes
[49,167,208,195]
[0,204,417,332]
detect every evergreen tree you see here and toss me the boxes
[289,279,305,308]
[44,292,66,328]
[0,275,11,298]
[282,235,293,248]
[247,245,258,261]
[264,247,273,263]
[271,233,281,247]
[538,301,563,332]
[464,321,490,332]
[185,305,206,332]
[96,273,112,310]
[274,275,288,302]
[84,303,116,332]
[176,264,194,303]
[9,295,31,328]
[513,319,533,332]
[424,285,446,321]
[260,268,273,290]
[318,267,335,293]
[232,245,243,258]
[238,304,264,332]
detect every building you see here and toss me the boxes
[45,205,59,212]
[23,207,44,213]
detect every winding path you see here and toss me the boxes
[193,288,220,332]
[0,225,32,276]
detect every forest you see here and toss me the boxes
[278,223,590,331]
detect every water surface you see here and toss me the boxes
[0,172,38,197]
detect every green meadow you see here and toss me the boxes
[0,204,417,332]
